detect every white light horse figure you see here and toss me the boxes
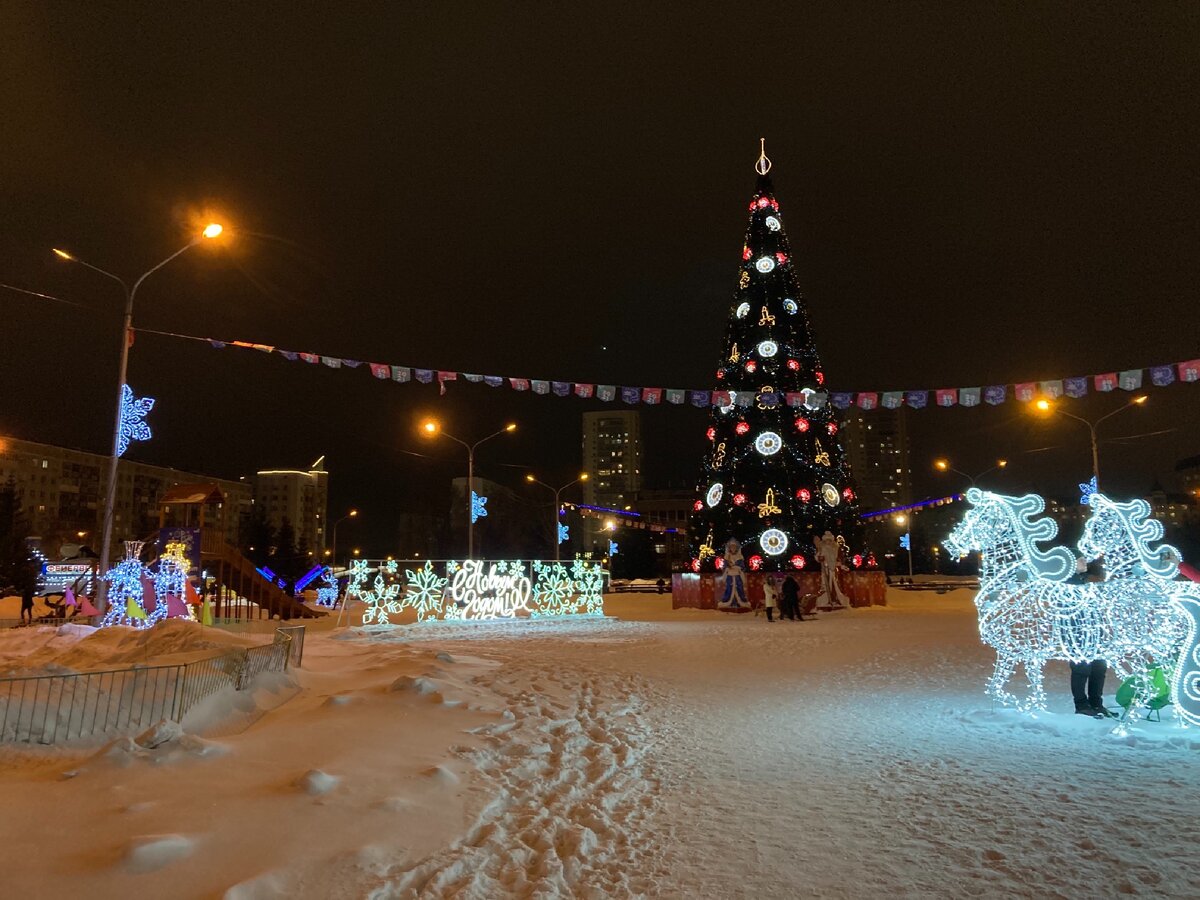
[1078,494,1200,726]
[945,489,1194,719]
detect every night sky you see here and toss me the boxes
[3,4,1198,554]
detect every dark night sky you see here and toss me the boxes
[2,3,1199,553]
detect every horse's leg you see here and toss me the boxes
[988,653,1018,708]
[1022,657,1048,714]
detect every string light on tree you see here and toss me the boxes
[687,142,861,572]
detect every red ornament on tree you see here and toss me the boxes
[693,500,704,512]
[827,422,838,435]
[735,421,750,435]
[852,554,863,568]
[757,197,770,208]
[787,358,800,371]
[790,555,806,569]
[815,371,825,385]
[745,360,757,372]
[748,555,764,571]
[842,487,855,501]
[691,558,702,572]
[795,417,810,432]
[796,488,811,502]
[706,426,716,441]
[775,252,788,265]
[732,492,747,505]
[716,369,725,380]
[742,245,752,261]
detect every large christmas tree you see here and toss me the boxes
[688,145,861,573]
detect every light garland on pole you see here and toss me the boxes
[945,488,1200,725]
[116,385,155,457]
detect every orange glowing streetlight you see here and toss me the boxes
[421,420,518,558]
[1032,395,1148,487]
[525,472,589,562]
[53,222,228,615]
[933,458,1009,487]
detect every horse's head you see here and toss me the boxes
[1079,493,1180,580]
[946,488,1005,557]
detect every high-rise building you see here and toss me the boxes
[254,457,329,554]
[0,434,251,550]
[582,411,642,510]
[841,408,912,512]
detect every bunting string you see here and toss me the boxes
[136,327,1199,411]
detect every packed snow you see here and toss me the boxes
[1,589,1199,898]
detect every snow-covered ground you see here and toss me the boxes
[2,589,1199,898]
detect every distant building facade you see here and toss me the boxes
[0,435,251,552]
[254,457,329,554]
[841,408,911,512]
[582,411,643,509]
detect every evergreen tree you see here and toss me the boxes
[274,516,298,579]
[688,148,861,572]
[240,506,275,568]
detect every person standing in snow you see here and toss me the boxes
[781,573,801,621]
[1065,557,1114,718]
[19,554,37,624]
[763,576,779,622]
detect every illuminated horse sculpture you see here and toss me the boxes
[1077,494,1200,726]
[946,489,1200,721]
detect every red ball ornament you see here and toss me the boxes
[794,417,810,432]
[827,422,838,435]
[842,487,855,501]
[732,493,747,506]
[787,358,800,371]
[757,197,770,208]
[691,558,702,572]
[715,557,726,570]
[815,371,825,385]
[745,360,757,372]
[748,555,764,571]
[693,500,704,512]
[706,426,716,441]
[852,554,863,568]
[790,555,806,569]
[742,246,752,261]
[796,488,811,502]
[716,369,725,380]
[735,421,750,435]
[775,252,788,265]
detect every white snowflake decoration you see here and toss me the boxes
[761,529,789,555]
[402,561,448,622]
[765,215,781,231]
[755,256,775,273]
[756,340,778,358]
[356,559,403,625]
[754,431,782,456]
[532,562,576,617]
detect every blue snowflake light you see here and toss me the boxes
[558,522,570,544]
[899,533,910,550]
[1080,476,1098,506]
[117,384,155,457]
[609,541,619,556]
[471,491,488,524]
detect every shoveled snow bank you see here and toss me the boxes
[0,617,267,675]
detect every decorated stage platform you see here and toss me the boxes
[671,570,887,612]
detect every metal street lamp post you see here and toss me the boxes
[421,421,516,559]
[54,224,224,613]
[1034,396,1147,488]
[525,473,588,563]
[330,508,358,576]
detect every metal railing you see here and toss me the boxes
[1,617,71,630]
[0,626,304,745]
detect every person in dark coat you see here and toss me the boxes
[781,574,801,621]
[1066,557,1113,718]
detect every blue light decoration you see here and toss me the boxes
[153,541,194,621]
[101,541,162,629]
[899,533,910,551]
[294,564,324,592]
[558,522,570,544]
[116,384,155,457]
[471,491,488,524]
[1079,475,1099,506]
[945,488,1200,727]
[609,541,619,556]
[315,568,339,608]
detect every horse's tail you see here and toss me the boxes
[1170,591,1200,727]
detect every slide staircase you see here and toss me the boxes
[202,538,324,620]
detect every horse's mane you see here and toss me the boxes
[1083,494,1180,580]
[965,488,1076,581]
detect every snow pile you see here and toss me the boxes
[0,617,265,675]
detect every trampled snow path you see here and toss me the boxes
[367,646,670,897]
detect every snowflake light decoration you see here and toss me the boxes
[761,528,788,555]
[356,559,403,625]
[609,541,619,556]
[1080,476,1098,506]
[571,559,606,615]
[101,541,162,629]
[117,384,155,457]
[533,562,576,617]
[471,491,488,524]
[754,431,782,456]
[558,522,570,544]
[755,256,776,273]
[401,561,448,622]
[946,488,1200,722]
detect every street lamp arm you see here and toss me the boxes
[436,430,471,452]
[1093,401,1139,429]
[470,427,515,452]
[129,239,202,299]
[63,256,130,293]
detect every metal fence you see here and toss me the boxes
[0,626,304,745]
